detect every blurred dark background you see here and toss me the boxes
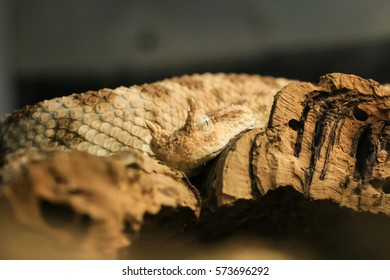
[1,0,390,116]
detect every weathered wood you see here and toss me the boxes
[204,128,264,208]
[208,73,390,217]
[0,149,199,259]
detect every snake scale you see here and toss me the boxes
[0,73,291,175]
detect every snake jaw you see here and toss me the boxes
[146,100,256,176]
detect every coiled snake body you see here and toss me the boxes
[0,73,291,175]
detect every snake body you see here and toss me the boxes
[0,73,291,175]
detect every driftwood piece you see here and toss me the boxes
[208,73,390,217]
[0,150,199,259]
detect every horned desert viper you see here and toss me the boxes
[0,73,291,175]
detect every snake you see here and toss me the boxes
[0,73,291,176]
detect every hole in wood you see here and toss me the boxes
[68,189,87,195]
[288,119,300,131]
[40,199,75,227]
[126,162,140,169]
[383,177,390,194]
[354,126,375,180]
[353,106,368,121]
[40,199,92,229]
[369,178,384,189]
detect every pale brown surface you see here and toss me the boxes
[0,150,199,259]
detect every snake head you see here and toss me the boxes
[145,98,256,176]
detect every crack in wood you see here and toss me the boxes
[249,133,262,198]
[352,125,378,185]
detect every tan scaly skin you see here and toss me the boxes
[0,73,292,176]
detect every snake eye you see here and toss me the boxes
[195,114,212,131]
